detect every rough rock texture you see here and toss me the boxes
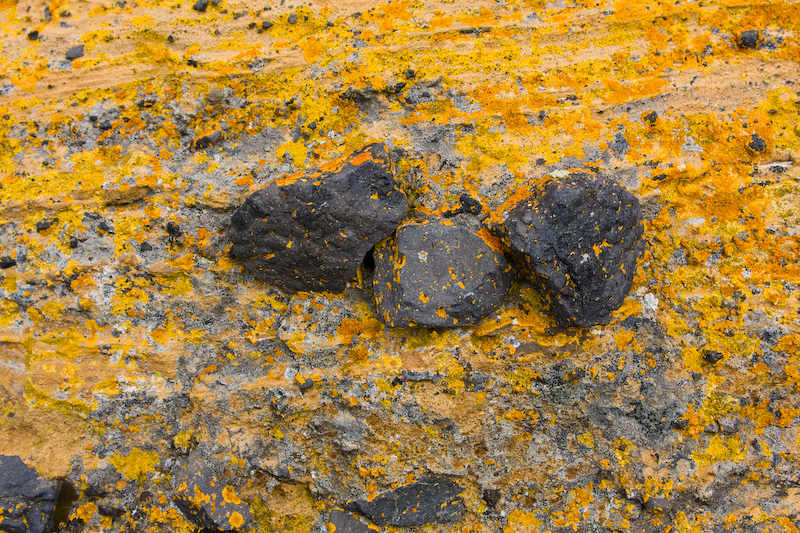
[349,475,464,527]
[495,173,644,327]
[0,455,61,533]
[230,143,408,293]
[326,509,372,533]
[172,456,252,532]
[373,220,511,327]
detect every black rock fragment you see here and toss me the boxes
[65,44,84,60]
[327,509,372,533]
[0,256,16,269]
[460,193,483,215]
[192,0,208,12]
[287,12,297,24]
[702,349,724,364]
[643,111,658,124]
[739,29,759,48]
[172,457,251,532]
[27,30,39,40]
[0,455,62,533]
[350,475,464,527]
[261,20,273,30]
[194,129,222,149]
[373,220,510,327]
[493,173,644,327]
[748,133,767,152]
[35,218,54,232]
[229,143,408,293]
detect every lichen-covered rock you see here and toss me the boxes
[373,220,511,327]
[229,143,409,293]
[349,475,464,527]
[172,457,252,532]
[494,173,644,327]
[326,509,373,532]
[0,455,61,533]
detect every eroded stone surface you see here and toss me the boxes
[494,173,644,327]
[0,455,61,533]
[373,220,511,327]
[350,475,464,527]
[230,143,409,293]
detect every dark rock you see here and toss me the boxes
[0,256,16,269]
[0,455,62,533]
[194,129,222,149]
[262,20,273,30]
[287,12,297,24]
[166,222,181,237]
[459,193,483,215]
[229,143,408,293]
[140,241,153,252]
[493,173,644,327]
[373,220,511,327]
[748,133,767,152]
[69,237,79,249]
[172,457,251,532]
[739,29,759,48]
[187,58,198,67]
[35,218,54,232]
[192,0,208,12]
[65,44,84,60]
[643,496,670,513]
[482,488,501,509]
[27,30,39,40]
[702,349,724,364]
[643,111,658,124]
[350,475,464,527]
[327,509,372,533]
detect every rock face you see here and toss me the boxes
[494,173,644,327]
[0,455,62,533]
[229,143,409,293]
[172,457,252,532]
[373,220,511,327]
[350,475,464,527]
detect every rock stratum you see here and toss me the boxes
[1,0,799,532]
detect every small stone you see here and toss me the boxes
[287,12,297,24]
[373,220,511,328]
[194,129,222,149]
[0,455,62,533]
[187,58,198,67]
[229,143,408,293]
[35,218,53,232]
[140,241,153,252]
[459,193,483,215]
[493,173,644,327]
[350,475,465,527]
[27,30,39,40]
[172,456,252,532]
[65,44,84,60]
[748,133,767,152]
[739,29,759,48]
[69,236,79,249]
[643,111,658,124]
[0,256,16,269]
[262,20,273,30]
[702,349,724,364]
[166,222,181,237]
[192,0,208,12]
[327,509,372,533]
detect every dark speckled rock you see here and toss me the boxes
[0,455,61,533]
[229,143,409,293]
[373,220,511,327]
[326,509,373,532]
[350,475,464,527]
[494,173,644,327]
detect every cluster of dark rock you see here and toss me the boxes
[0,455,62,533]
[229,143,645,328]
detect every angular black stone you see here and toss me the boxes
[739,29,759,48]
[192,0,208,12]
[0,256,16,269]
[65,44,84,60]
[748,133,767,152]
[172,457,251,532]
[494,173,644,327]
[373,220,510,327]
[702,349,724,364]
[350,475,464,527]
[327,509,372,533]
[229,143,408,293]
[0,455,62,533]
[643,111,658,124]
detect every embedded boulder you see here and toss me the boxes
[373,220,511,327]
[0,455,62,533]
[349,475,464,527]
[493,173,644,327]
[172,457,252,532]
[229,143,409,293]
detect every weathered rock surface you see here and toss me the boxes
[230,143,408,293]
[349,475,464,527]
[326,509,373,532]
[373,220,511,327]
[172,457,252,532]
[494,173,644,327]
[0,455,61,533]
